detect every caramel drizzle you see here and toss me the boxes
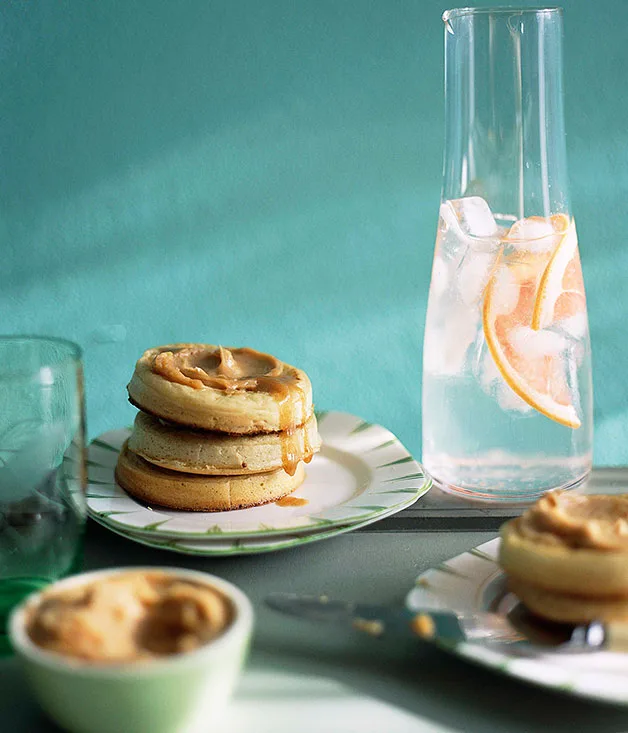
[278,380,314,476]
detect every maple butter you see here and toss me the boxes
[152,346,295,396]
[509,491,628,552]
[26,571,233,663]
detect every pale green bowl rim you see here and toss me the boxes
[8,566,254,678]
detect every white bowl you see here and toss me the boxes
[9,567,254,733]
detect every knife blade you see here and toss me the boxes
[265,593,626,653]
[266,592,524,645]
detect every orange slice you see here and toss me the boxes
[532,218,586,330]
[482,216,581,429]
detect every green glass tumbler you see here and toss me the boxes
[0,337,87,654]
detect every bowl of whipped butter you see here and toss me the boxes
[8,567,253,733]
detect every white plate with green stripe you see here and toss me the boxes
[87,411,431,540]
[406,538,628,706]
[88,493,419,555]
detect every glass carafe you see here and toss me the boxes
[422,7,592,501]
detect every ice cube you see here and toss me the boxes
[572,342,586,368]
[450,197,499,239]
[438,197,501,305]
[477,348,532,413]
[423,305,479,376]
[436,207,466,266]
[478,349,501,396]
[496,383,533,413]
[509,326,569,359]
[430,256,450,298]
[457,249,499,306]
[491,267,520,316]
[558,312,588,340]
[439,201,460,236]
[505,217,561,254]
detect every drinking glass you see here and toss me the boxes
[0,337,87,651]
[422,8,593,501]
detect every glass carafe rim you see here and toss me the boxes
[443,6,562,22]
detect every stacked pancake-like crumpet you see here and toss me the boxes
[500,491,628,623]
[115,344,321,511]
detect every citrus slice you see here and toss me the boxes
[482,216,581,429]
[532,218,586,331]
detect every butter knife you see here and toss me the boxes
[265,593,628,653]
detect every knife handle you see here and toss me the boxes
[605,622,628,653]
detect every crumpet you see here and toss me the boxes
[128,411,321,477]
[115,442,305,512]
[500,491,628,623]
[508,577,628,625]
[127,344,313,434]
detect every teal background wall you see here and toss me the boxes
[2,1,626,464]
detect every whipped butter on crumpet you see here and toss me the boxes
[153,346,290,394]
[506,491,628,552]
[127,344,314,437]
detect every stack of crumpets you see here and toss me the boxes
[115,344,321,512]
[500,491,628,623]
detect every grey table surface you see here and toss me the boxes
[3,504,628,732]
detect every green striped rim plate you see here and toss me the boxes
[88,491,421,555]
[86,411,431,540]
[406,538,628,706]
